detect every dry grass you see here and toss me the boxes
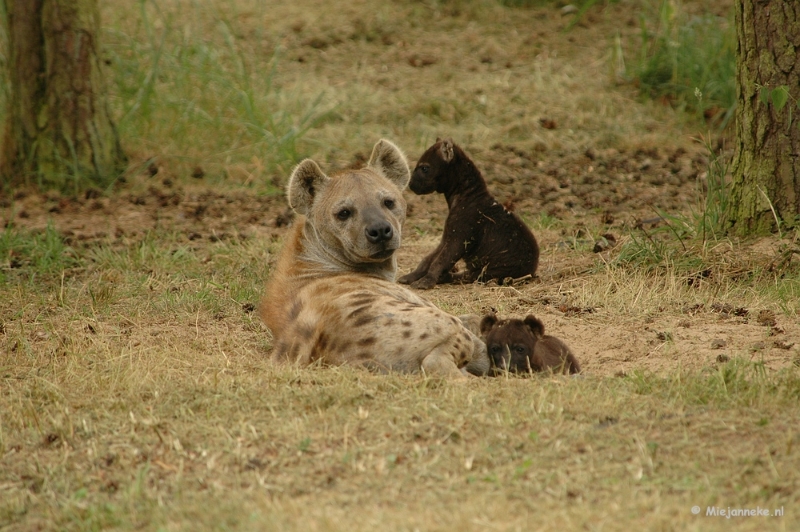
[3,318,800,532]
[3,0,800,530]
[2,221,799,531]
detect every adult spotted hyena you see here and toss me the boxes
[259,139,489,378]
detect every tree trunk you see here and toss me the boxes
[0,0,125,192]
[729,0,800,236]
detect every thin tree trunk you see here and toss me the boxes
[1,0,125,192]
[729,0,800,236]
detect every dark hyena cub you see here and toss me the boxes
[480,314,581,375]
[398,138,539,290]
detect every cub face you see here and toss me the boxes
[480,314,580,375]
[408,138,455,195]
[480,314,543,374]
[288,140,410,265]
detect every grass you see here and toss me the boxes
[2,335,799,530]
[2,214,799,530]
[623,0,736,127]
[0,223,81,283]
[3,0,800,530]
[102,0,331,191]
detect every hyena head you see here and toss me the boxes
[480,314,544,375]
[408,137,458,195]
[287,139,410,273]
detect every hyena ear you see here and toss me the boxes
[523,315,545,338]
[287,159,330,215]
[479,314,498,336]
[367,139,410,190]
[438,138,455,163]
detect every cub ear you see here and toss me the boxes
[480,314,498,336]
[438,138,455,163]
[367,139,410,191]
[523,315,545,338]
[287,159,330,216]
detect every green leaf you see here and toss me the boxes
[771,86,789,111]
[759,86,771,106]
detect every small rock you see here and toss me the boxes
[716,354,730,363]
[750,341,767,352]
[408,54,437,68]
[560,4,579,15]
[711,339,726,349]
[592,233,617,253]
[539,118,557,130]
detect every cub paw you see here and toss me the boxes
[410,277,436,290]
[397,273,414,285]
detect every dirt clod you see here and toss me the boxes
[757,310,777,327]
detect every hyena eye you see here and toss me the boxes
[489,344,503,355]
[336,209,351,221]
[419,165,429,174]
[383,198,395,209]
[513,345,526,354]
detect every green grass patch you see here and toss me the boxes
[103,1,330,189]
[0,223,81,283]
[624,0,736,126]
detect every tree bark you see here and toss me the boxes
[729,0,800,236]
[0,0,125,192]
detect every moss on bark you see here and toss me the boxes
[0,0,126,193]
[729,0,800,236]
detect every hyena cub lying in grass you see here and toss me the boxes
[480,314,581,375]
[399,138,540,290]
[259,139,489,379]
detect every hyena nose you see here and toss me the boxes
[365,222,394,244]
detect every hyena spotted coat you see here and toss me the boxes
[259,139,489,379]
